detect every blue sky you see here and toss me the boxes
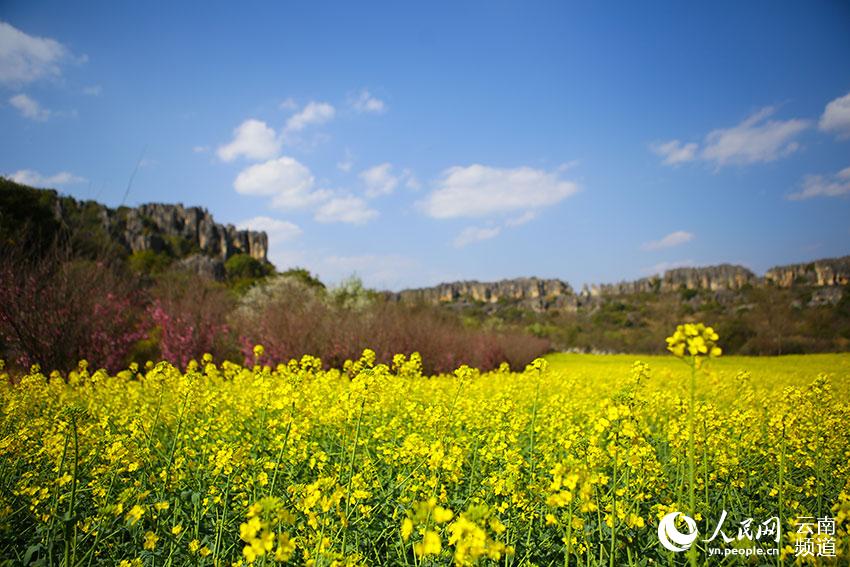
[2,1,849,291]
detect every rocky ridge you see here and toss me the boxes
[397,278,577,313]
[395,257,850,312]
[765,256,850,287]
[53,198,268,265]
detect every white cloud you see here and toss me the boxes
[642,230,695,251]
[453,226,501,248]
[285,101,335,133]
[651,140,697,165]
[279,97,298,111]
[787,166,850,200]
[314,196,378,224]
[557,160,581,173]
[360,163,398,197]
[505,211,536,227]
[453,210,537,248]
[642,259,695,276]
[234,156,330,209]
[82,84,102,96]
[402,168,420,190]
[701,107,808,166]
[654,107,809,167]
[358,164,419,196]
[819,91,850,139]
[192,145,209,153]
[420,164,578,219]
[352,89,386,114]
[237,216,302,242]
[217,119,281,162]
[9,93,49,121]
[0,21,73,86]
[8,169,85,187]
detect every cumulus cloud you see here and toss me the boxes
[505,211,536,227]
[787,166,850,200]
[453,226,501,248]
[351,89,386,114]
[314,196,378,225]
[233,156,330,209]
[650,140,697,165]
[232,155,378,224]
[237,216,302,242]
[285,101,335,133]
[819,91,850,139]
[0,21,75,86]
[642,230,695,251]
[217,119,281,162]
[8,169,84,187]
[654,107,809,167]
[402,168,421,190]
[701,107,809,165]
[358,163,419,196]
[360,163,398,197]
[9,93,50,121]
[279,97,298,111]
[420,164,578,219]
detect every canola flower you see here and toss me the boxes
[0,336,848,565]
[666,323,723,567]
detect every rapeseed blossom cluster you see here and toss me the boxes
[0,329,848,564]
[666,322,722,360]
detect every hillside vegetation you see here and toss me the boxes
[1,178,847,374]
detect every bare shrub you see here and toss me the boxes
[148,271,237,368]
[0,246,145,373]
[233,276,550,373]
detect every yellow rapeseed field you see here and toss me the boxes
[1,327,849,565]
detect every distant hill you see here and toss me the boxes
[3,178,848,355]
[392,261,850,355]
[0,177,270,280]
[395,259,850,311]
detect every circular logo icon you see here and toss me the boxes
[658,511,698,552]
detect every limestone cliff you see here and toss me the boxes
[397,278,577,312]
[397,259,847,312]
[52,198,268,263]
[764,256,850,287]
[582,264,757,297]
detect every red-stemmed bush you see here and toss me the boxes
[0,247,146,373]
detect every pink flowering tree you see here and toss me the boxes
[0,251,146,374]
[148,272,235,368]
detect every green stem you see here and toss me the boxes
[269,413,294,496]
[609,438,617,567]
[703,419,709,567]
[688,360,697,567]
[162,388,191,495]
[523,380,541,556]
[341,398,365,558]
[777,420,785,567]
[64,415,79,567]
[47,428,70,566]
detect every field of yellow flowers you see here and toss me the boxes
[1,338,849,565]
